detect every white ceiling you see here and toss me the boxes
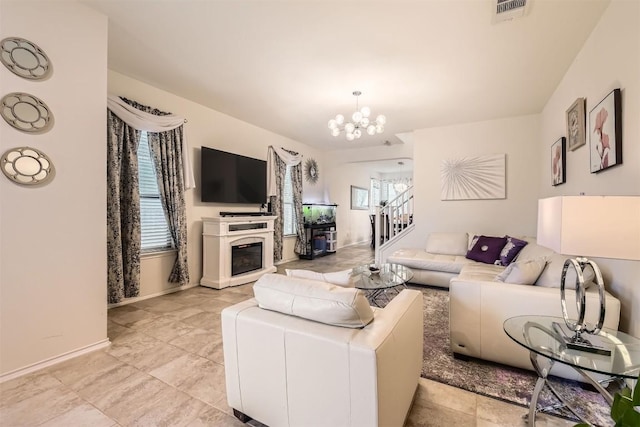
[82,0,610,151]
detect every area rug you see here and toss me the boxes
[419,286,612,426]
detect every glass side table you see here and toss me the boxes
[504,315,640,426]
[351,263,413,307]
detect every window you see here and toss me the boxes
[283,165,297,236]
[370,178,380,212]
[138,131,174,252]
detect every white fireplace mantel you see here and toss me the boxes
[200,216,277,289]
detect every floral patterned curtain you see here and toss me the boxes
[107,111,141,304]
[148,127,190,285]
[107,97,190,303]
[290,164,307,256]
[270,153,287,262]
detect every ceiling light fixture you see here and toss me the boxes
[328,91,386,141]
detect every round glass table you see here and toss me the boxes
[351,263,413,307]
[504,315,640,425]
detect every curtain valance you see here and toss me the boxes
[107,94,195,189]
[267,146,303,197]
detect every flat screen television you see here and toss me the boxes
[200,146,267,204]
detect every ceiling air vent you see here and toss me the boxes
[493,0,529,23]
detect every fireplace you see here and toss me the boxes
[232,242,263,276]
[201,215,277,289]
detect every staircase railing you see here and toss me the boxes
[373,185,414,256]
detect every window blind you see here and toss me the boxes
[138,132,174,251]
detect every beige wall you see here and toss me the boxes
[0,1,108,376]
[108,71,327,298]
[538,0,640,335]
[410,114,541,244]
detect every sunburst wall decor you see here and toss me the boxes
[441,154,506,200]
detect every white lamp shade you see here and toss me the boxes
[367,125,376,135]
[361,117,370,127]
[375,114,386,125]
[375,124,384,133]
[346,132,355,141]
[344,122,355,133]
[328,119,337,129]
[331,128,340,137]
[352,111,363,123]
[335,114,344,125]
[361,106,371,117]
[354,129,362,138]
[537,196,640,260]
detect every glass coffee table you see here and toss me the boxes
[351,263,413,307]
[504,315,640,426]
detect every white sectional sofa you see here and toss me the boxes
[387,232,622,378]
[222,274,424,427]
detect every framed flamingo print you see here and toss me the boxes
[551,137,566,186]
[589,88,622,173]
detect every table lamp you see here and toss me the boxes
[536,196,640,352]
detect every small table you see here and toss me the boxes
[504,315,640,426]
[352,263,413,307]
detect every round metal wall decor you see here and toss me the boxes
[1,146,55,186]
[0,37,51,80]
[305,158,319,184]
[1,92,54,133]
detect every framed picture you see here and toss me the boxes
[566,98,585,151]
[350,185,369,210]
[551,137,566,186]
[589,88,622,173]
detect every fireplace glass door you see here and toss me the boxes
[231,242,263,276]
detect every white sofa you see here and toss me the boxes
[388,232,622,378]
[221,274,424,427]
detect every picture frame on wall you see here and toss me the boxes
[350,185,369,210]
[551,137,566,186]
[589,88,622,173]
[566,97,585,151]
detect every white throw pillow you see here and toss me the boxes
[254,273,374,328]
[425,232,469,256]
[285,268,353,287]
[495,257,548,285]
[535,253,595,289]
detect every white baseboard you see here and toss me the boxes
[0,339,111,384]
[107,282,200,309]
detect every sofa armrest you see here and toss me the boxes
[350,289,424,427]
[450,278,621,370]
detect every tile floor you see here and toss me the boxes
[0,244,574,426]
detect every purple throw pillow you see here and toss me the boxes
[499,236,528,266]
[465,235,508,265]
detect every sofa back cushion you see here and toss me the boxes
[465,235,508,264]
[426,232,469,256]
[253,274,374,328]
[498,236,528,266]
[495,257,547,285]
[285,268,353,287]
[535,253,595,289]
[514,239,555,262]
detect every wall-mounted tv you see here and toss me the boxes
[200,146,267,204]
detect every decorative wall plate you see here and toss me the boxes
[305,158,319,184]
[1,92,54,133]
[1,147,55,186]
[0,37,51,80]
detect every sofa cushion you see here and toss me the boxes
[253,274,374,328]
[457,263,505,281]
[495,257,547,285]
[285,268,353,287]
[425,232,469,256]
[535,253,595,289]
[515,240,555,262]
[466,235,507,264]
[388,248,473,273]
[498,236,528,266]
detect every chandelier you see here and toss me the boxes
[328,91,386,141]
